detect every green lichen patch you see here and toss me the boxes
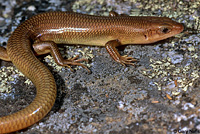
[0,66,25,93]
[141,57,199,95]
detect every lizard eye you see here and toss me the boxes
[162,27,169,33]
[160,26,171,34]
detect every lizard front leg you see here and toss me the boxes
[105,40,137,66]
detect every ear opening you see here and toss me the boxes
[144,34,148,40]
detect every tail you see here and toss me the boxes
[0,22,57,133]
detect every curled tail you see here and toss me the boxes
[0,21,57,133]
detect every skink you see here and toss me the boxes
[0,11,183,133]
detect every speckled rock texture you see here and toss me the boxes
[0,0,199,133]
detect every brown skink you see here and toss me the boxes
[0,11,183,133]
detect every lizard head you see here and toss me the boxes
[145,17,184,43]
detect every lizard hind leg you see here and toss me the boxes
[32,41,90,73]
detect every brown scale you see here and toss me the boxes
[0,11,183,133]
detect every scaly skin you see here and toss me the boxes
[0,11,183,133]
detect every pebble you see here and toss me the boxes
[0,17,6,27]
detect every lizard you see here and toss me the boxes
[0,11,183,133]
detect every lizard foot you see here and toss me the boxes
[118,55,137,66]
[64,55,90,73]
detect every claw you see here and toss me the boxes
[65,65,74,72]
[118,55,137,66]
[63,55,90,73]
